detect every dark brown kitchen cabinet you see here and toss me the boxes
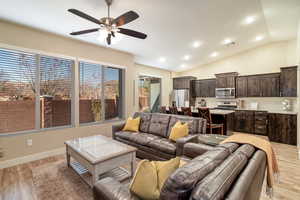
[215,72,238,88]
[254,111,268,135]
[260,74,280,97]
[247,76,261,97]
[268,114,297,145]
[190,79,216,97]
[236,76,248,97]
[173,76,196,90]
[234,111,254,133]
[280,66,297,97]
[246,73,280,97]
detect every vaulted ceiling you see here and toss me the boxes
[0,0,299,71]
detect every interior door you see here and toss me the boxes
[138,76,161,112]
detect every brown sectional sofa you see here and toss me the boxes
[93,142,267,200]
[112,112,207,160]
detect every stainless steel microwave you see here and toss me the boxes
[215,88,235,99]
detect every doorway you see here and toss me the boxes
[138,75,161,112]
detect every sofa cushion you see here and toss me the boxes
[147,138,177,155]
[190,144,255,200]
[148,113,171,138]
[160,143,239,200]
[115,131,160,146]
[167,115,199,137]
[183,143,214,158]
[133,112,152,133]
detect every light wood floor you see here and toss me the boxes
[0,142,299,200]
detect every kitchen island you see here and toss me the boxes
[190,109,235,135]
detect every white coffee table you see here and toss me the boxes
[65,135,137,187]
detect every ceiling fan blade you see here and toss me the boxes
[68,9,103,25]
[112,11,139,27]
[70,28,99,35]
[118,28,147,39]
[106,34,112,45]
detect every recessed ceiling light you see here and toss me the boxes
[255,35,264,41]
[183,55,191,60]
[210,52,219,57]
[180,64,186,68]
[159,57,166,62]
[223,38,233,45]
[192,41,202,48]
[244,16,256,24]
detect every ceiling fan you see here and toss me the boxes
[68,0,147,45]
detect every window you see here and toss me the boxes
[39,56,73,128]
[0,49,37,134]
[79,62,103,123]
[0,46,124,135]
[79,61,123,124]
[104,67,122,120]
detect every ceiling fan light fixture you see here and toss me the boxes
[97,29,109,42]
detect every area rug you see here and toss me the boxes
[32,160,93,200]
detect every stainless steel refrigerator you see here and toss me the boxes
[171,89,189,107]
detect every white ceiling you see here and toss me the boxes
[0,0,299,72]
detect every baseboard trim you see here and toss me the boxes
[0,147,66,169]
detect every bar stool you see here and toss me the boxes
[198,108,224,135]
[181,107,192,116]
[169,107,178,115]
[159,106,167,113]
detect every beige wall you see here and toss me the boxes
[0,20,168,163]
[176,40,298,79]
[135,64,172,107]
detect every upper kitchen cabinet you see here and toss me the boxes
[236,76,248,97]
[244,73,280,97]
[191,79,216,97]
[280,66,297,97]
[173,76,196,90]
[215,72,238,88]
[260,74,280,97]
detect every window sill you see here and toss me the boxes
[0,125,74,137]
[0,119,126,137]
[79,118,125,127]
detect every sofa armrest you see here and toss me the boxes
[93,177,140,200]
[112,122,126,139]
[176,134,199,156]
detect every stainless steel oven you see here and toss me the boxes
[215,88,235,99]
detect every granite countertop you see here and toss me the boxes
[209,109,235,115]
[235,108,298,115]
[190,108,234,115]
[176,107,297,115]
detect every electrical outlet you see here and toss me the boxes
[27,139,33,146]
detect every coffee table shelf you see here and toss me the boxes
[65,135,137,187]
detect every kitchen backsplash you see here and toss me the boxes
[195,97,298,112]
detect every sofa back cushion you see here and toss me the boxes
[167,115,199,137]
[148,113,171,138]
[160,143,239,200]
[133,112,152,133]
[190,144,255,200]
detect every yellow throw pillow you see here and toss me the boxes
[122,117,141,132]
[154,157,181,191]
[169,121,189,141]
[179,160,187,167]
[129,160,160,200]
